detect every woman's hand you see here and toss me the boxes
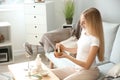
[55,43,60,49]
[55,43,65,52]
[55,43,69,58]
[55,52,68,58]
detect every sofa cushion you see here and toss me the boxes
[98,62,115,75]
[60,36,78,48]
[106,63,120,78]
[102,22,119,61]
[110,26,120,63]
[96,22,119,64]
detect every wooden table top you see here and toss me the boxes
[8,61,60,80]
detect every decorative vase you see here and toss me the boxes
[35,54,42,72]
[0,33,4,43]
[66,18,73,24]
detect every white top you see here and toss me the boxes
[75,29,99,70]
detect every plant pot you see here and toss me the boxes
[66,18,73,24]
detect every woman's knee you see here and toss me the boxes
[64,69,99,80]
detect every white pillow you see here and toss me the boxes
[106,63,120,78]
[102,22,119,61]
[60,36,78,48]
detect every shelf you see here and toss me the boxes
[0,40,12,47]
[0,22,13,64]
[0,60,14,65]
[62,23,75,28]
[0,45,13,65]
[0,22,11,27]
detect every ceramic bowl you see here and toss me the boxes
[40,70,49,77]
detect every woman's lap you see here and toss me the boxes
[64,68,99,80]
[52,67,99,80]
[51,67,75,80]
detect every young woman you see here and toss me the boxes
[52,7,104,80]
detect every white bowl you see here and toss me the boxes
[40,70,49,77]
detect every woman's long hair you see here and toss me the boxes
[71,20,82,39]
[83,8,104,62]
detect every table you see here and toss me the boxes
[8,61,60,80]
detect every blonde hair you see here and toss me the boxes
[82,8,104,61]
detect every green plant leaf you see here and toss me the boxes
[63,0,75,19]
[31,74,42,80]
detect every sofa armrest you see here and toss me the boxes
[40,28,72,52]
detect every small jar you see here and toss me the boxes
[54,49,63,57]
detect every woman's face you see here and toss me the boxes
[80,14,86,28]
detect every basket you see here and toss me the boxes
[0,33,4,43]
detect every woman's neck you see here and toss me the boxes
[83,28,90,36]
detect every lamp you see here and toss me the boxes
[24,42,33,76]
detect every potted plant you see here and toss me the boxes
[63,0,75,24]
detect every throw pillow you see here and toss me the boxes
[102,22,119,61]
[60,36,78,56]
[106,63,120,78]
[40,28,72,53]
[60,36,78,48]
[110,26,120,63]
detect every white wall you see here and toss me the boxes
[75,0,120,23]
[0,5,26,54]
[49,0,120,28]
[94,0,120,23]
[75,0,94,22]
[46,0,65,28]
[46,0,78,28]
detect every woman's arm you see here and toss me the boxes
[60,46,99,69]
[64,47,77,54]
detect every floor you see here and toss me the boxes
[0,52,50,73]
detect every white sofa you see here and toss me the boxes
[40,22,120,79]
